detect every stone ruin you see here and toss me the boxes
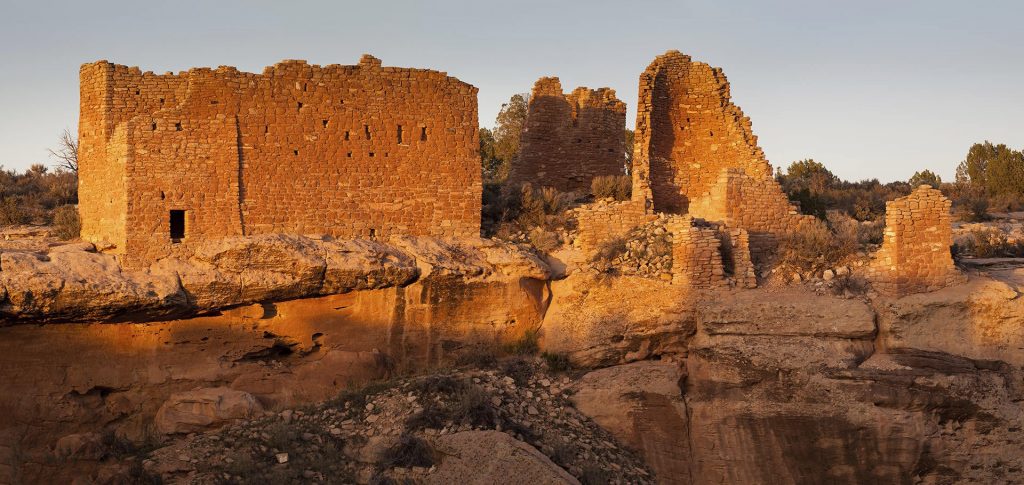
[75,51,961,295]
[566,51,959,294]
[866,186,964,296]
[509,77,626,193]
[567,51,821,288]
[78,55,481,267]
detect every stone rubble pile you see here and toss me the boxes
[140,360,653,484]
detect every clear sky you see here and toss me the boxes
[1,0,1021,182]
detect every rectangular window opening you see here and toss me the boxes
[364,125,371,140]
[397,125,404,144]
[174,122,182,131]
[169,210,186,242]
[344,131,350,141]
[420,127,427,141]
[322,119,329,128]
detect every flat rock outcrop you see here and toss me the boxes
[154,387,263,435]
[0,235,550,323]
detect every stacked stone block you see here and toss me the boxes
[666,217,726,288]
[78,55,481,267]
[511,77,627,194]
[867,186,963,296]
[721,228,757,289]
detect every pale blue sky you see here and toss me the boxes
[1,0,1021,182]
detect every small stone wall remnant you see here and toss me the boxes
[511,77,627,194]
[867,186,963,296]
[666,217,726,288]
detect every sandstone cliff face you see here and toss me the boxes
[2,238,1023,485]
[0,237,552,484]
[558,272,1024,485]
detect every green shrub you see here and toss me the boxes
[591,175,631,201]
[52,204,80,240]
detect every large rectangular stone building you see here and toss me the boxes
[78,55,481,267]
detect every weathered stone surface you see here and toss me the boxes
[154,387,263,434]
[543,273,697,367]
[320,239,419,294]
[697,286,875,338]
[0,249,185,321]
[0,236,550,323]
[190,234,327,303]
[426,431,580,485]
[572,361,690,484]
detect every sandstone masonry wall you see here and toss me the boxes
[79,55,481,267]
[867,186,962,296]
[511,77,626,194]
[572,199,654,254]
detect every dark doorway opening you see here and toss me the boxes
[170,210,186,242]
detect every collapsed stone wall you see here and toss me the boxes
[510,77,627,194]
[631,51,821,262]
[79,55,481,267]
[867,186,963,296]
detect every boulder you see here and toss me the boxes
[154,387,263,434]
[54,432,106,460]
[321,239,419,293]
[190,234,326,303]
[425,430,579,484]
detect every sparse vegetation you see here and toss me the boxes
[593,236,628,264]
[955,228,1024,258]
[381,433,434,468]
[591,175,632,201]
[775,218,859,273]
[52,204,80,240]
[503,329,541,356]
[542,352,573,373]
[776,159,912,221]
